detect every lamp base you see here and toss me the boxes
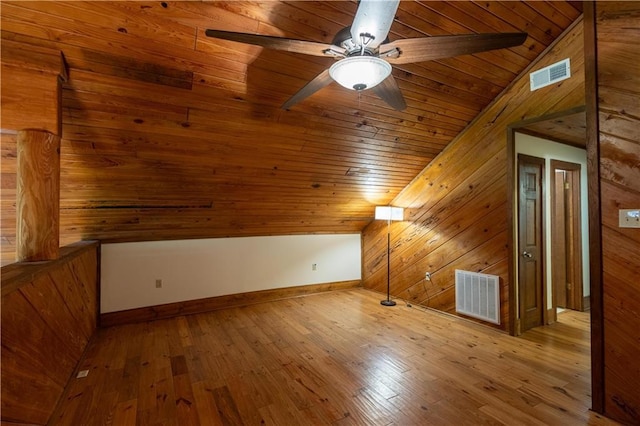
[380,299,396,307]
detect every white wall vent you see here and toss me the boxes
[529,58,571,91]
[455,270,500,324]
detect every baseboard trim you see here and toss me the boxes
[583,295,591,311]
[100,280,361,327]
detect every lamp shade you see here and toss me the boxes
[329,56,392,91]
[375,206,404,221]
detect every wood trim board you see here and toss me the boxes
[1,240,99,296]
[100,279,362,327]
[583,1,604,415]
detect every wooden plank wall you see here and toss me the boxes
[0,1,582,253]
[362,19,586,332]
[0,41,63,135]
[595,2,640,423]
[0,241,99,425]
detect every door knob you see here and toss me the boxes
[522,251,533,258]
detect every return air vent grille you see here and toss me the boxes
[455,270,500,324]
[530,58,571,91]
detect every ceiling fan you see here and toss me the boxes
[205,0,527,111]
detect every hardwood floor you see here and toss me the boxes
[51,289,617,425]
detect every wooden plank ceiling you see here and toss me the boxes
[1,1,583,243]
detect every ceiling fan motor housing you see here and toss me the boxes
[332,26,390,58]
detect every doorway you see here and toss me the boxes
[550,161,583,316]
[506,106,589,336]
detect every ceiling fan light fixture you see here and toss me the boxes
[329,56,391,91]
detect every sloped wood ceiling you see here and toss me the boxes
[1,1,582,244]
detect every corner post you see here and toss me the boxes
[16,129,61,261]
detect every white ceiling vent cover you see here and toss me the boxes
[530,58,571,91]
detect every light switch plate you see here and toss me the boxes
[619,209,640,228]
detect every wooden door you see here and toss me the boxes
[518,154,545,332]
[552,170,569,308]
[551,161,583,312]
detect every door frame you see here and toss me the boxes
[506,106,586,336]
[550,160,584,315]
[584,2,604,411]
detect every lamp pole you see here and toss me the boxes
[381,217,396,306]
[375,206,403,307]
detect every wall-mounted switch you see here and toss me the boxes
[619,209,640,228]
[425,272,432,281]
[312,264,317,271]
[155,279,162,288]
[76,369,89,378]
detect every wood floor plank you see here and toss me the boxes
[210,385,244,426]
[191,381,225,426]
[112,399,138,426]
[173,373,201,426]
[50,288,620,425]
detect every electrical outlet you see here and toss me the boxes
[312,263,317,271]
[155,279,162,288]
[425,272,431,281]
[619,209,640,228]
[76,369,89,378]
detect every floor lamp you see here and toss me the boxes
[375,206,404,307]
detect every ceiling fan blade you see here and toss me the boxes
[372,74,407,111]
[350,0,400,49]
[381,32,528,64]
[281,68,334,110]
[205,29,344,57]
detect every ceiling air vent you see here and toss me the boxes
[529,58,571,91]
